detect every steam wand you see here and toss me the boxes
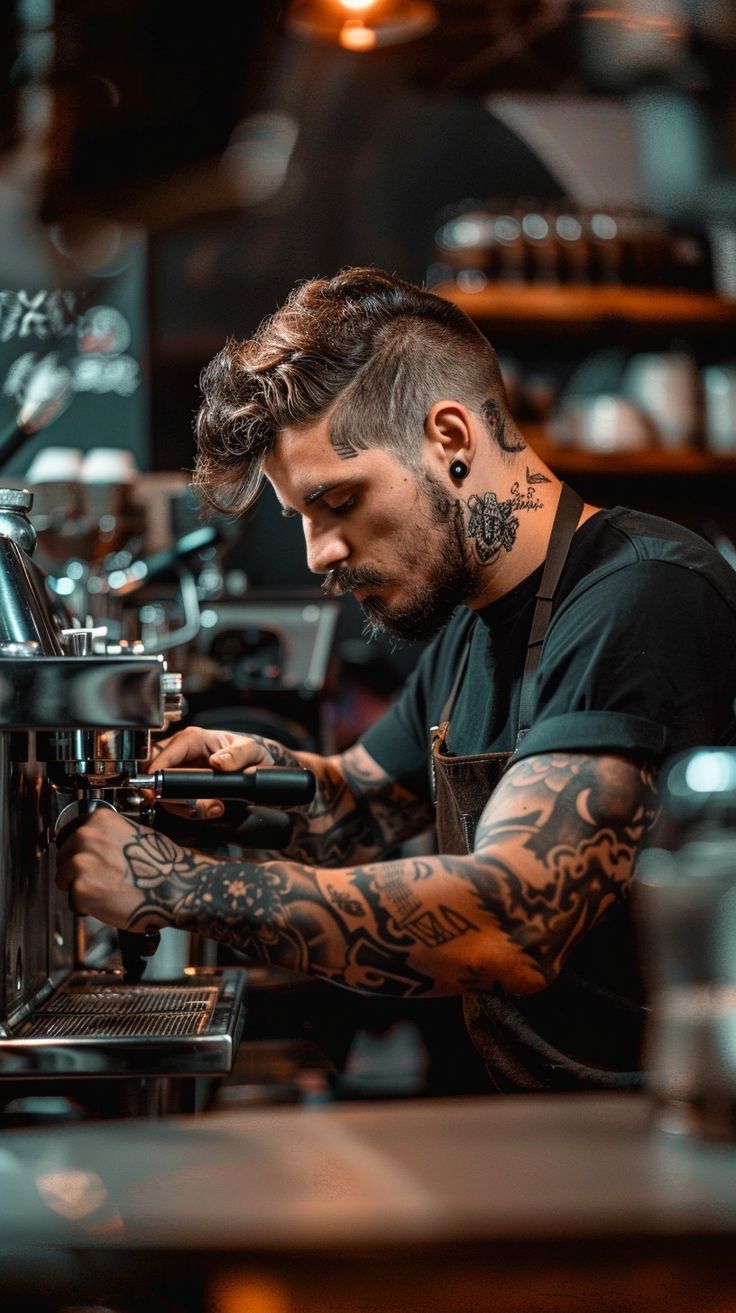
[0,353,74,469]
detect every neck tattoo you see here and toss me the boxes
[462,470,551,566]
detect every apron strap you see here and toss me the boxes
[437,631,472,728]
[516,483,583,737]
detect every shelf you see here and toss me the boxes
[525,427,736,476]
[434,283,736,329]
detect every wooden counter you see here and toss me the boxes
[1,1092,736,1310]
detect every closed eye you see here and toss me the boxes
[327,495,356,516]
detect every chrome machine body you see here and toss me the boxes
[0,488,246,1107]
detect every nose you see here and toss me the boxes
[303,518,350,576]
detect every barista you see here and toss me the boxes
[56,268,736,1091]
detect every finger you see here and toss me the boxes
[189,800,225,820]
[210,740,272,771]
[55,813,103,862]
[157,799,225,820]
[148,726,235,771]
[67,881,87,916]
[55,855,86,892]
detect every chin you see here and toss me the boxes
[361,600,451,644]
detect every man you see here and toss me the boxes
[57,268,736,1091]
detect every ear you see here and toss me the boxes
[423,400,477,473]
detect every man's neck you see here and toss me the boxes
[462,465,594,610]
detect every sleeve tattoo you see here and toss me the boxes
[121,752,658,999]
[251,738,435,866]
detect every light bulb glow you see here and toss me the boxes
[339,18,378,47]
[286,0,437,48]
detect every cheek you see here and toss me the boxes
[362,506,407,549]
[357,483,425,559]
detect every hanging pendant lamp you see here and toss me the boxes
[285,0,439,51]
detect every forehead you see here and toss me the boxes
[263,415,402,502]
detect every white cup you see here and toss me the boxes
[702,365,736,454]
[25,446,84,484]
[81,448,138,484]
[552,394,654,453]
[624,352,701,449]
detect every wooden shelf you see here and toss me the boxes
[435,283,736,329]
[525,427,736,476]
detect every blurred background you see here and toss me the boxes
[0,0,735,1109]
[1,0,736,753]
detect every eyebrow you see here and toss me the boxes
[279,481,345,518]
[304,481,344,507]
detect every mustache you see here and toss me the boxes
[321,565,385,598]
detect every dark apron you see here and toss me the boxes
[431,485,643,1092]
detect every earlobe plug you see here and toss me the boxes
[449,459,469,480]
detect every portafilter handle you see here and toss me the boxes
[54,797,161,983]
[129,767,316,805]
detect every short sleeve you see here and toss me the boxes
[511,559,736,764]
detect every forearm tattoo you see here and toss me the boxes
[119,751,658,1001]
[250,737,433,867]
[121,832,439,995]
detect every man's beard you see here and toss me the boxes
[322,472,480,642]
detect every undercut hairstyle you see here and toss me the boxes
[194,266,517,515]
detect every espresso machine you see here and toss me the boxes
[0,485,312,1119]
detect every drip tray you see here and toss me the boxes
[0,968,247,1079]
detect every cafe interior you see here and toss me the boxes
[1,1,736,1310]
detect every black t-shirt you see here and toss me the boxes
[363,506,736,793]
[359,507,736,1091]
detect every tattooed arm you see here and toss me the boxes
[268,739,435,866]
[57,751,657,998]
[149,725,434,866]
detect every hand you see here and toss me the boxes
[147,726,281,820]
[56,807,196,931]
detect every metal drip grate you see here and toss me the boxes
[1,967,246,1078]
[19,982,219,1040]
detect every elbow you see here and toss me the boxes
[507,959,554,995]
[461,939,551,996]
[504,931,569,995]
[501,954,551,996]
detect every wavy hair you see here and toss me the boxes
[193,267,514,514]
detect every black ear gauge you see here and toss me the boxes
[449,459,469,480]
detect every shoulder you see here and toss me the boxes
[558,507,736,616]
